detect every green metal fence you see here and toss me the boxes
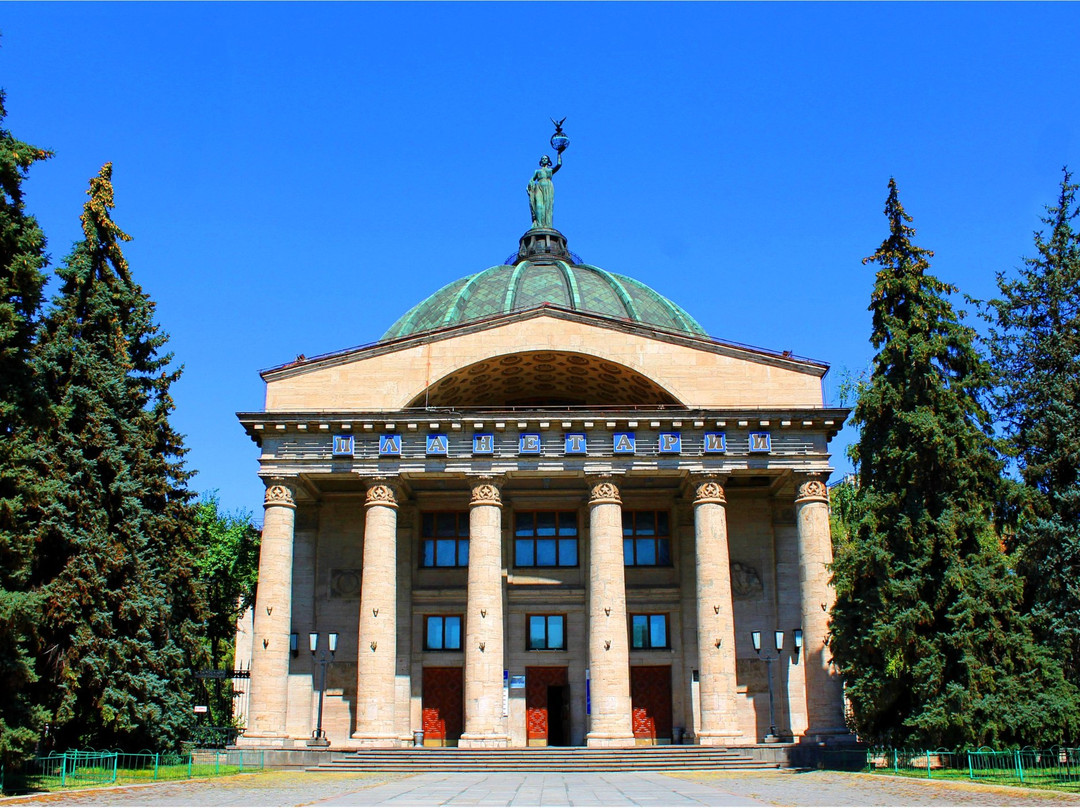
[824,746,1080,791]
[967,747,1080,789]
[1,749,264,795]
[865,747,967,778]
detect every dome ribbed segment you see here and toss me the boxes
[381,260,706,341]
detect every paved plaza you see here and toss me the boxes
[3,770,1079,807]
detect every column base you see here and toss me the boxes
[585,732,637,748]
[350,732,404,748]
[696,731,743,747]
[458,733,510,749]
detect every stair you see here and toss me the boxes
[308,745,779,772]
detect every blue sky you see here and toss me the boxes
[3,2,1078,519]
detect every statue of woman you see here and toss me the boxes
[527,153,562,230]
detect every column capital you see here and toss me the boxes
[263,482,297,510]
[794,474,829,505]
[364,478,399,510]
[469,476,504,507]
[586,474,621,505]
[691,474,727,505]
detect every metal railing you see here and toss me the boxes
[968,747,1080,789]
[1,748,264,795]
[818,746,1080,791]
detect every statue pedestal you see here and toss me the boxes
[516,228,569,264]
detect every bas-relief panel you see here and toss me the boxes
[330,569,362,599]
[735,657,771,694]
[730,561,763,600]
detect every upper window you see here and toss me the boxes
[630,614,669,649]
[623,511,672,566]
[420,512,469,568]
[425,615,463,651]
[514,511,579,567]
[527,614,566,650]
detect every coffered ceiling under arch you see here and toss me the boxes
[406,350,684,409]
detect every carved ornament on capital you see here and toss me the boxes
[692,476,727,506]
[795,477,829,505]
[469,477,503,508]
[263,483,296,509]
[364,480,399,509]
[587,475,621,505]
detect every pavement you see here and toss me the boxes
[2,769,1079,807]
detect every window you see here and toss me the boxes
[425,615,463,650]
[527,615,566,650]
[630,614,669,649]
[623,511,672,566]
[420,512,469,568]
[514,511,578,567]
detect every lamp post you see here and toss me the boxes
[306,631,338,747]
[751,630,785,743]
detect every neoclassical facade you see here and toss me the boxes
[234,217,849,749]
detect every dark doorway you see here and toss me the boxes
[546,685,571,746]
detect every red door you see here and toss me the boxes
[526,666,569,745]
[630,666,673,742]
[422,667,463,746]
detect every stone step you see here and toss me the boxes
[308,746,779,772]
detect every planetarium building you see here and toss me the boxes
[235,143,848,750]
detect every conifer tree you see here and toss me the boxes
[989,169,1080,685]
[0,92,51,764]
[830,179,1080,748]
[30,164,208,751]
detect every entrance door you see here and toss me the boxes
[422,667,463,746]
[630,665,673,743]
[525,666,570,746]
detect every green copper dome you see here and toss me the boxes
[382,258,707,341]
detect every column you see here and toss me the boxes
[353,480,400,746]
[242,482,297,743]
[691,475,743,745]
[585,475,635,747]
[460,477,509,748]
[794,475,848,740]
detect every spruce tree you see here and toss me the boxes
[830,179,1080,748]
[0,92,51,764]
[989,169,1080,685]
[0,92,52,765]
[30,164,207,751]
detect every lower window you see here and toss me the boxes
[630,614,669,649]
[425,615,463,650]
[527,614,566,650]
